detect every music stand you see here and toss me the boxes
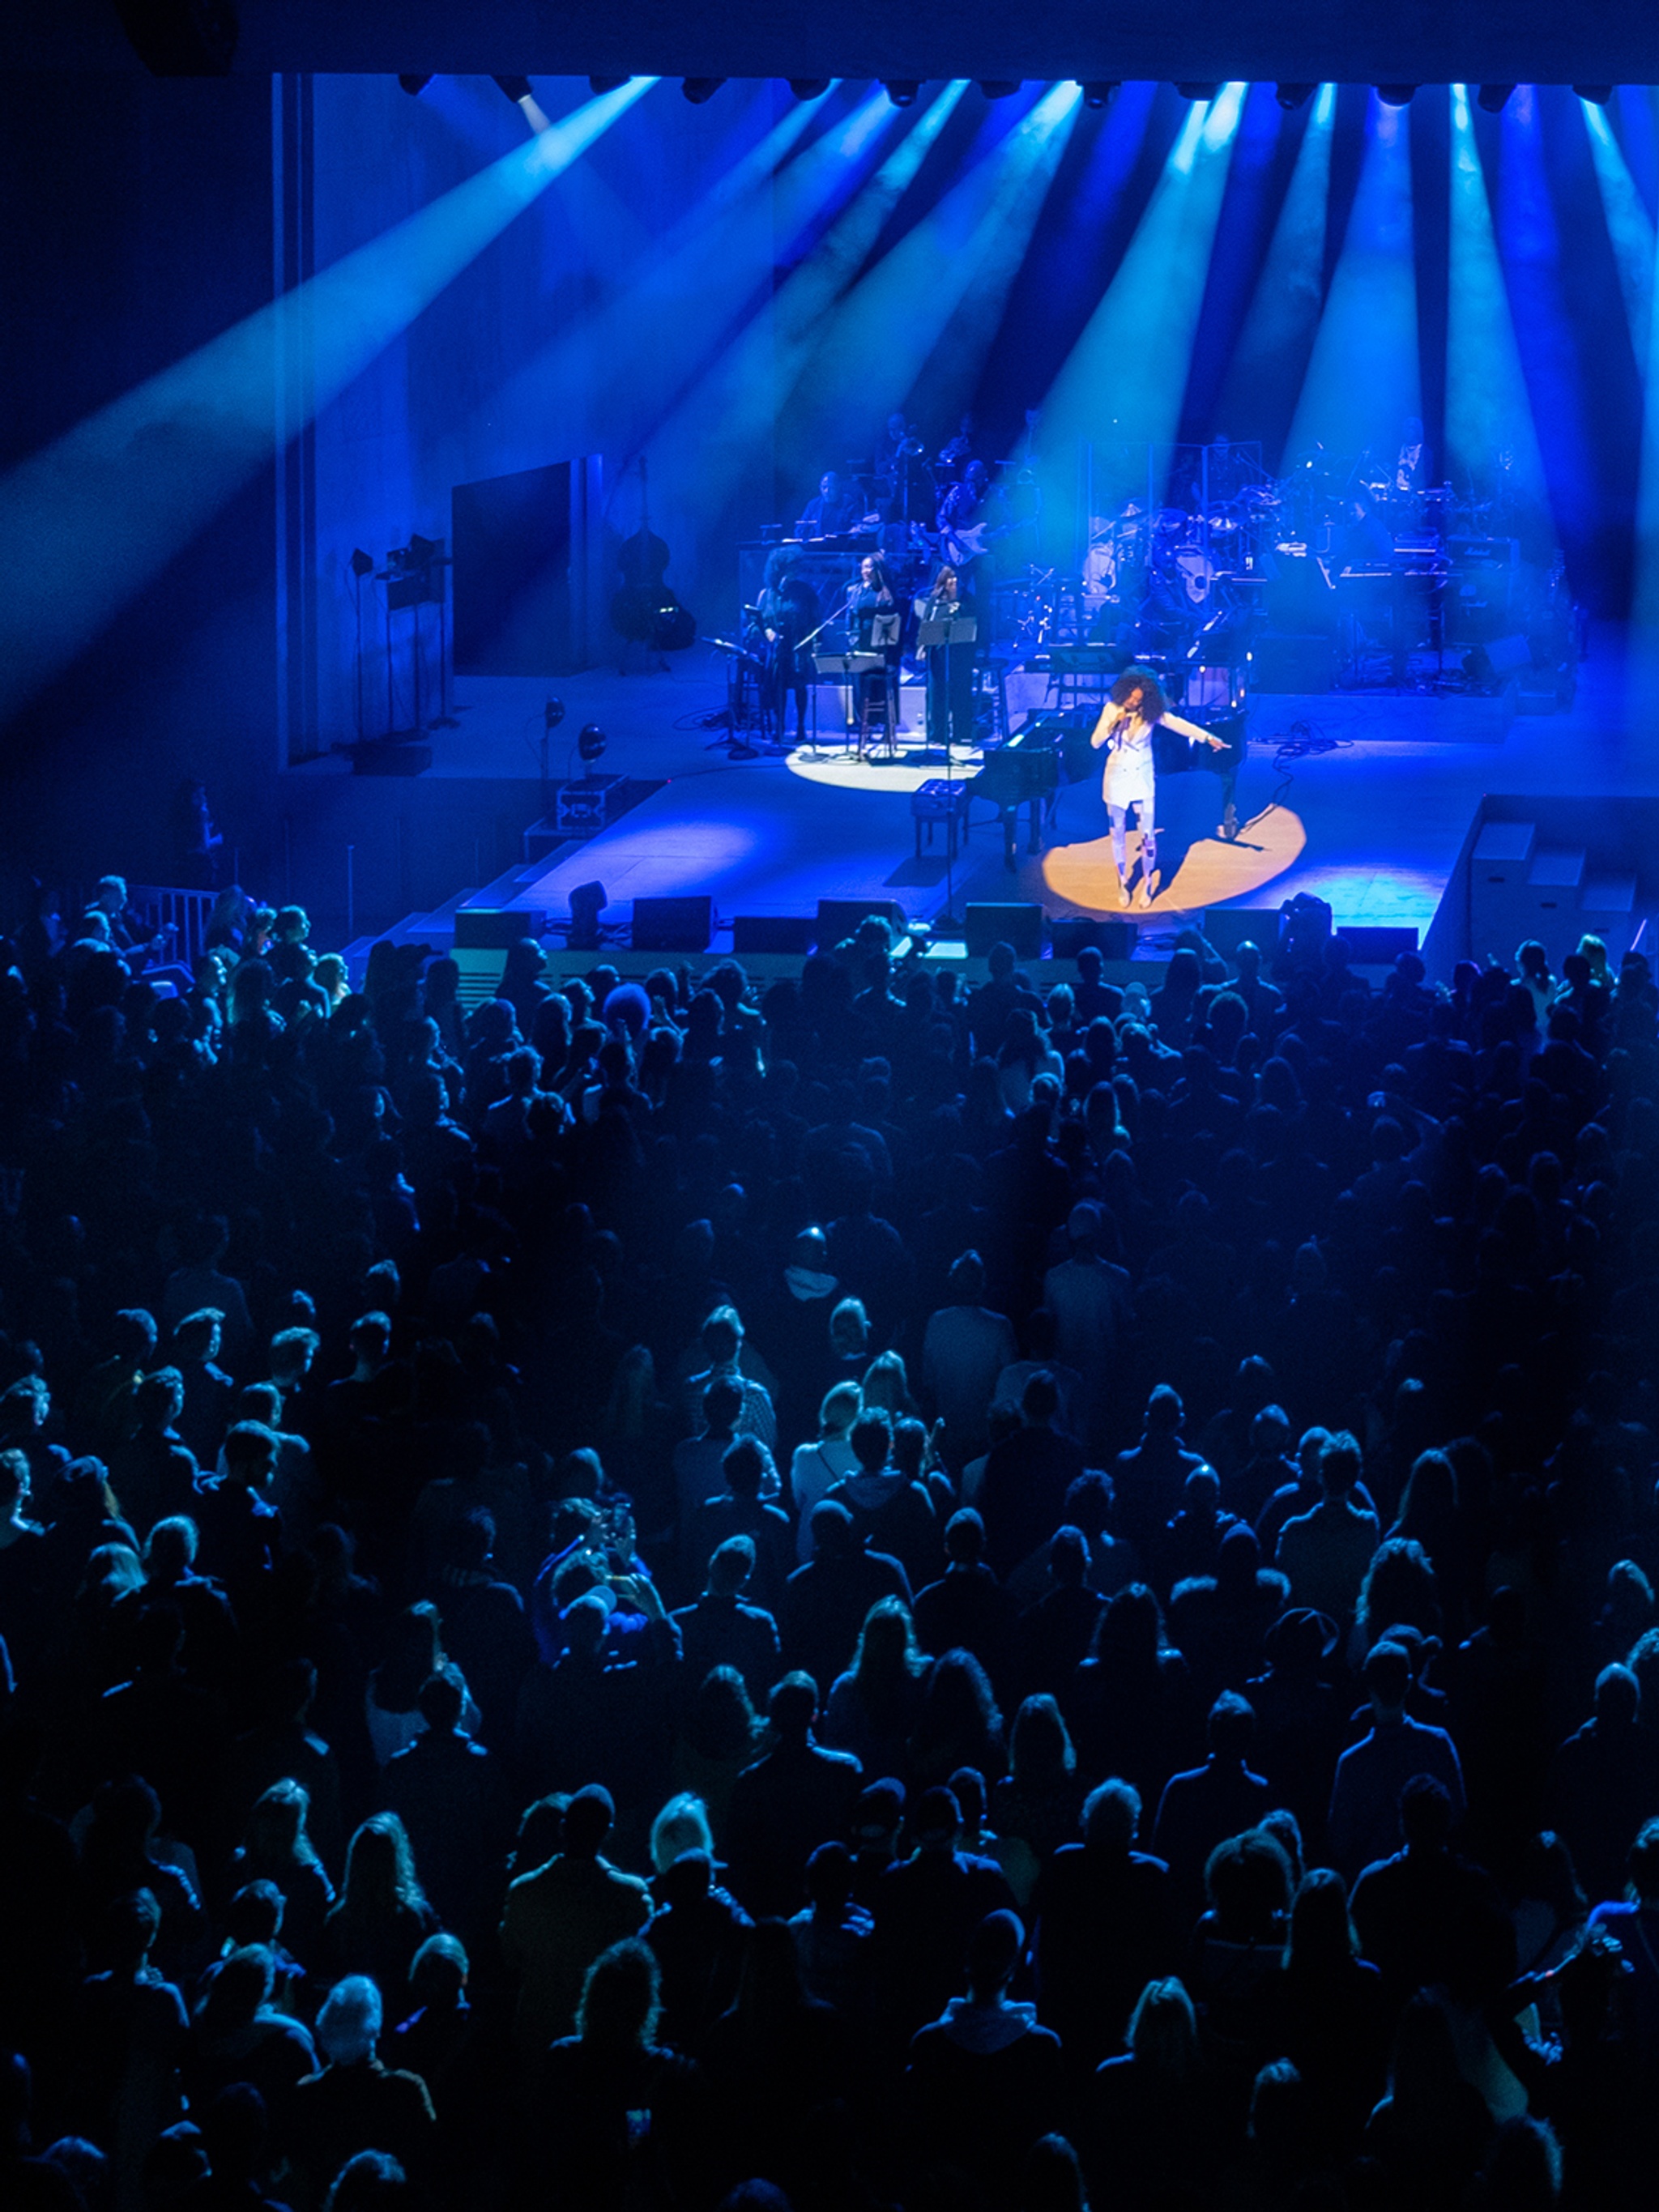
[915,613,978,931]
[812,651,885,754]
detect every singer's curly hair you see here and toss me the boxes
[1110,667,1167,721]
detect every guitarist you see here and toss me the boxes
[936,459,1009,596]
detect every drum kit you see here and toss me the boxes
[1083,484,1286,621]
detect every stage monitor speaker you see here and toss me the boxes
[1253,633,1335,693]
[1200,908,1282,958]
[1051,917,1136,961]
[965,902,1044,959]
[1341,925,1419,964]
[814,898,907,948]
[732,915,816,954]
[454,908,545,948]
[632,896,712,953]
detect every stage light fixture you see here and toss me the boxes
[588,76,632,94]
[349,548,375,578]
[787,79,830,100]
[1375,85,1418,107]
[111,0,238,76]
[568,881,608,952]
[493,75,533,105]
[1175,84,1222,102]
[1477,84,1516,113]
[883,81,921,107]
[1575,85,1614,105]
[1078,82,1119,110]
[397,75,433,98]
[544,697,566,730]
[681,79,727,104]
[979,81,1021,100]
[1275,83,1316,110]
[578,722,608,764]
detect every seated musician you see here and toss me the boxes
[800,471,859,539]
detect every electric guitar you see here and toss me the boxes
[937,517,1015,565]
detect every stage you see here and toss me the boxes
[311,625,1659,969]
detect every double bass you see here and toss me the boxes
[610,456,697,655]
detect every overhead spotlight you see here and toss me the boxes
[111,0,238,76]
[1375,85,1418,107]
[349,548,375,579]
[681,78,727,103]
[578,723,608,765]
[978,80,1021,99]
[568,881,608,953]
[544,698,566,731]
[1574,85,1614,105]
[493,75,533,104]
[883,80,921,107]
[1078,81,1119,110]
[588,75,632,94]
[397,74,433,97]
[1275,83,1316,110]
[1476,84,1516,113]
[1175,84,1222,101]
[787,79,830,100]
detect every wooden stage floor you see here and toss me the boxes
[313,632,1659,953]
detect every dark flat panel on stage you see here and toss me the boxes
[452,462,586,677]
[733,915,816,954]
[1051,917,1136,961]
[633,895,712,953]
[966,903,1044,959]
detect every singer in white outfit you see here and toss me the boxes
[1090,669,1226,907]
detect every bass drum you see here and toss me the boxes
[1173,547,1217,607]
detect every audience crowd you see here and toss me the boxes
[2,877,1658,2212]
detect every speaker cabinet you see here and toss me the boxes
[632,896,712,953]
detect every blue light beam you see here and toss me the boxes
[783,84,1083,481]
[1447,86,1548,508]
[1581,95,1655,373]
[1286,93,1419,478]
[0,79,656,727]
[1217,85,1335,462]
[1038,85,1247,514]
